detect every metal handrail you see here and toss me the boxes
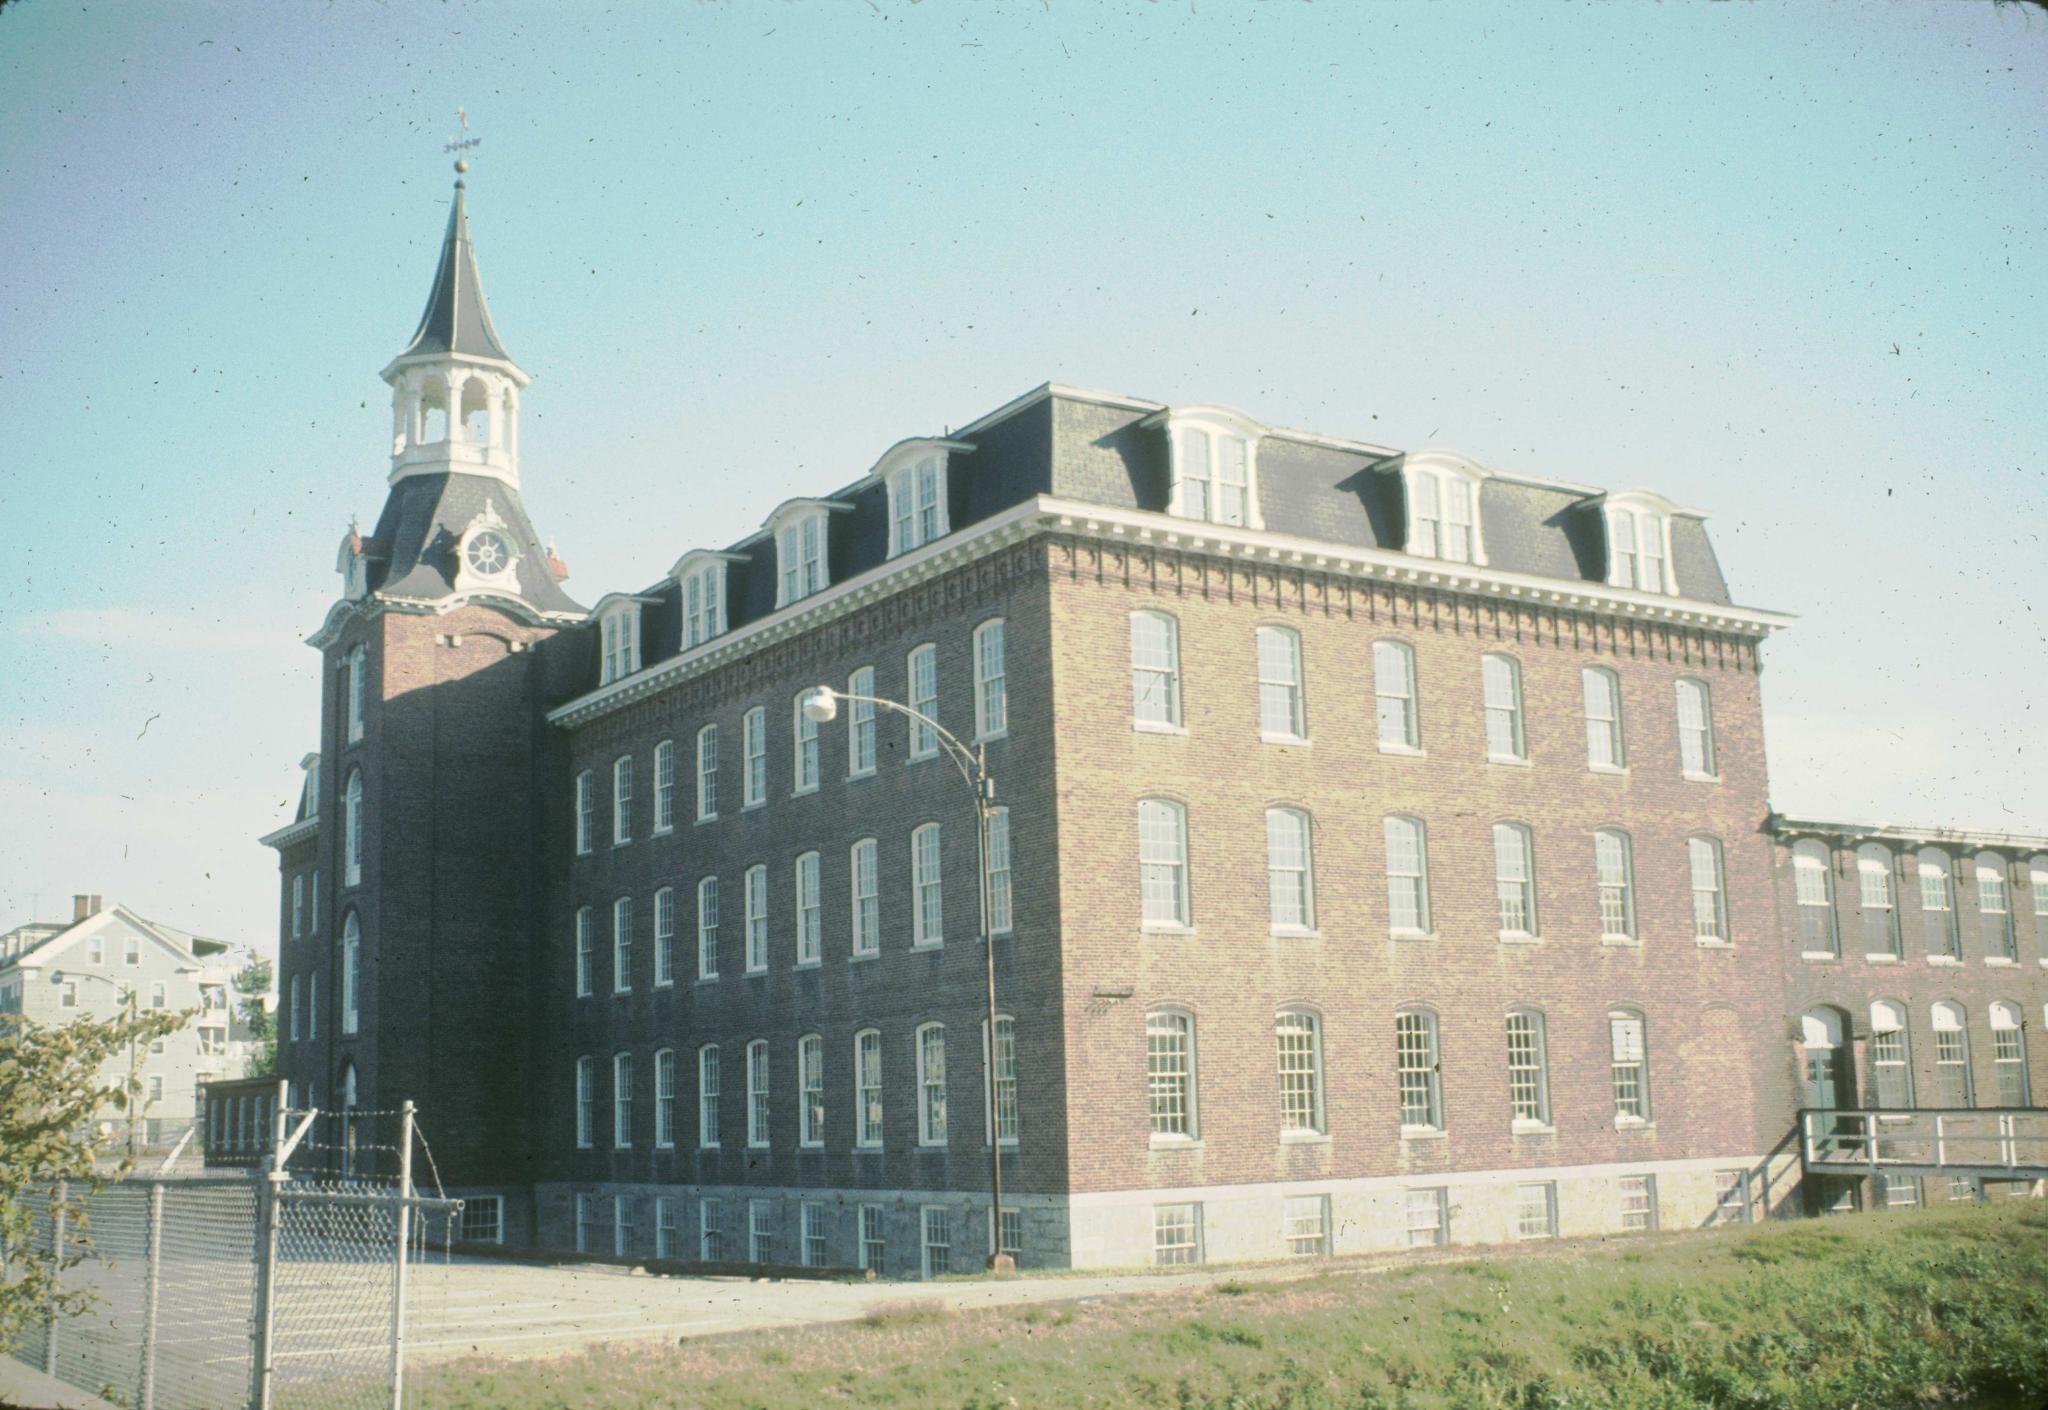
[1798,1106,2048,1172]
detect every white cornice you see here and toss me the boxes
[259,816,320,851]
[307,591,584,649]
[1768,814,2048,854]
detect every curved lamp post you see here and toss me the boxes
[49,968,146,1160]
[802,684,1015,1275]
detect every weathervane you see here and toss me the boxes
[444,107,482,175]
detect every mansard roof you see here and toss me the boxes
[363,470,584,618]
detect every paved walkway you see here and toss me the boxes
[0,1355,121,1410]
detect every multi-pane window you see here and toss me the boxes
[1991,1002,2030,1106]
[574,770,594,855]
[1976,852,2016,961]
[847,667,877,777]
[612,1196,635,1257]
[680,563,724,648]
[1605,505,1669,593]
[600,610,639,686]
[748,1200,774,1265]
[1153,1203,1203,1266]
[697,1045,720,1147]
[1384,815,1431,934]
[1276,1009,1324,1135]
[746,1039,770,1147]
[855,1029,884,1147]
[1139,799,1191,928]
[1515,1182,1557,1239]
[921,1206,952,1278]
[699,1199,724,1262]
[696,877,719,980]
[1713,1170,1751,1225]
[1675,679,1715,777]
[858,1205,885,1272]
[1933,1002,1974,1107]
[1857,844,1900,956]
[1621,1175,1658,1232]
[1948,1175,1979,1204]
[1408,469,1475,562]
[800,1203,828,1269]
[1690,836,1728,942]
[292,875,304,939]
[795,852,822,965]
[346,645,367,742]
[1870,1001,1912,1109]
[776,511,825,606]
[985,807,1013,936]
[912,823,944,946]
[341,914,361,1034]
[1481,654,1524,761]
[653,740,675,832]
[575,1055,595,1148]
[2033,854,2048,930]
[612,896,633,993]
[744,866,768,972]
[1130,611,1182,727]
[574,1194,597,1254]
[1505,1010,1550,1127]
[1256,626,1306,740]
[1173,422,1251,525]
[888,455,947,555]
[917,1023,948,1145]
[974,619,1007,740]
[1582,668,1625,769]
[654,1048,675,1148]
[1919,848,1961,958]
[613,1052,633,1148]
[1794,840,1840,955]
[1882,1173,1921,1209]
[798,1033,825,1147]
[792,692,820,794]
[1493,823,1537,938]
[1609,1010,1650,1122]
[907,644,939,759]
[655,1197,678,1259]
[742,708,766,807]
[1595,830,1637,941]
[992,1207,1023,1264]
[344,769,364,884]
[1284,1195,1330,1257]
[1396,1010,1443,1131]
[695,724,718,821]
[850,839,880,956]
[985,1015,1021,1145]
[1266,807,1316,933]
[464,1196,505,1246]
[1373,641,1419,750]
[654,887,674,986]
[288,975,301,1042]
[1147,1010,1196,1139]
[1404,1188,1448,1248]
[612,756,633,845]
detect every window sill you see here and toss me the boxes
[1614,1118,1655,1132]
[915,1141,947,1153]
[849,950,879,965]
[799,1142,824,1152]
[1377,743,1426,759]
[652,824,673,838]
[1132,720,1189,737]
[1984,957,2019,967]
[1865,953,1902,964]
[791,786,819,800]
[974,730,1009,747]
[747,1142,769,1152]
[653,978,674,990]
[1683,771,1721,785]
[744,967,767,978]
[847,767,876,782]
[612,840,631,850]
[696,975,718,985]
[1587,763,1628,777]
[907,750,942,764]
[1498,932,1542,946]
[1801,950,1841,962]
[1280,1131,1331,1146]
[695,814,718,827]
[699,1144,719,1153]
[1927,955,1962,966]
[611,988,632,997]
[1261,733,1311,748]
[1149,1136,1202,1151]
[654,1141,674,1152]
[1142,923,1196,937]
[794,959,822,971]
[853,1143,883,1155]
[1511,1121,1556,1136]
[1486,754,1532,768]
[1389,929,1438,943]
[1271,926,1321,940]
[740,801,765,814]
[1599,936,1641,948]
[910,940,944,953]
[1399,1127,1447,1142]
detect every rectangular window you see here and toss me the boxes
[1130,612,1182,727]
[698,1046,720,1148]
[1506,1011,1549,1126]
[856,1029,884,1148]
[1284,1195,1330,1257]
[612,756,632,845]
[991,1207,1023,1263]
[1676,679,1715,776]
[613,1196,636,1258]
[1992,1018,2029,1107]
[1515,1182,1557,1240]
[1920,852,1961,959]
[613,1052,632,1148]
[655,1048,675,1148]
[1713,1170,1751,1225]
[1256,626,1306,740]
[574,1194,596,1254]
[1977,857,2016,961]
[1860,848,1901,956]
[574,907,593,998]
[742,708,766,807]
[697,877,719,980]
[612,896,633,993]
[1691,837,1728,942]
[700,1199,724,1262]
[1872,1023,1912,1109]
[851,839,880,956]
[1493,823,1536,938]
[921,1206,952,1278]
[1140,800,1191,928]
[1147,1011,1196,1139]
[917,1025,948,1145]
[1482,654,1525,760]
[575,1056,594,1148]
[912,823,944,946]
[859,1204,886,1273]
[749,1201,774,1264]
[653,739,675,832]
[289,975,302,1042]
[680,565,723,649]
[747,1040,770,1148]
[1267,808,1316,933]
[799,1034,825,1147]
[1621,1174,1658,1232]
[848,667,877,776]
[1582,668,1625,769]
[890,457,947,555]
[1404,1188,1447,1248]
[291,875,304,938]
[1152,1203,1202,1266]
[654,887,674,986]
[345,645,367,743]
[696,724,718,821]
[1384,816,1430,934]
[1373,641,1418,750]
[792,692,820,794]
[985,808,1013,936]
[1596,831,1637,941]
[575,771,594,855]
[1396,1011,1442,1131]
[801,1203,828,1269]
[1936,1026,1972,1107]
[1276,1010,1324,1134]
[1610,1013,1649,1121]
[461,1195,504,1245]
[655,1197,678,1259]
[1883,1173,1921,1209]
[1948,1176,1978,1204]
[987,1016,1019,1146]
[1794,842,1840,956]
[795,852,822,965]
[744,866,768,972]
[907,644,939,758]
[974,619,1007,740]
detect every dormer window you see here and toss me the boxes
[1398,453,1490,566]
[593,597,644,685]
[671,551,739,650]
[1152,407,1265,529]
[1599,493,1681,595]
[763,499,851,609]
[889,456,948,555]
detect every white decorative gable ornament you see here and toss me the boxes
[454,499,521,595]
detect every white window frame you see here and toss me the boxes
[847,666,877,778]
[611,895,632,993]
[858,1204,885,1272]
[886,451,952,557]
[1582,667,1626,771]
[345,644,367,743]
[1675,678,1716,779]
[654,1047,676,1148]
[1148,1009,1198,1143]
[1794,839,1841,958]
[1870,1000,1913,1109]
[1401,453,1488,565]
[695,877,719,980]
[1933,1002,1973,1107]
[912,822,944,948]
[654,1197,678,1259]
[1481,653,1525,762]
[1396,1009,1443,1134]
[1275,1008,1325,1138]
[699,1198,724,1262]
[794,851,822,965]
[973,618,1008,741]
[1372,640,1420,753]
[800,1202,828,1269]
[1976,851,2016,961]
[695,724,718,822]
[1595,829,1638,943]
[574,769,594,854]
[798,1033,825,1148]
[1506,1008,1550,1129]
[1139,798,1191,930]
[746,1038,770,1149]
[984,807,1013,938]
[983,1014,1019,1147]
[672,552,733,650]
[1600,493,1679,595]
[1621,1174,1659,1232]
[1384,814,1431,937]
[612,1051,632,1149]
[1152,1202,1204,1266]
[341,912,361,1036]
[851,838,880,957]
[653,886,674,987]
[1690,836,1729,944]
[1515,1182,1558,1240]
[1609,1009,1651,1124]
[744,865,767,973]
[611,755,633,846]
[1493,822,1538,941]
[1283,1194,1330,1257]
[575,1055,595,1149]
[771,505,832,608]
[1255,625,1307,742]
[792,691,820,795]
[1990,1001,2030,1106]
[343,768,364,885]
[917,1022,947,1147]
[1266,806,1316,934]
[1858,843,1901,958]
[1160,407,1263,529]
[855,1028,884,1149]
[1130,611,1183,730]
[748,1199,773,1265]
[742,708,766,808]
[906,644,939,760]
[597,601,641,685]
[697,1044,720,1148]
[920,1205,952,1279]
[653,739,675,834]
[291,875,304,939]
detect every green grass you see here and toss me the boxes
[415,1202,2048,1410]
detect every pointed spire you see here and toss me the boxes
[396,178,515,365]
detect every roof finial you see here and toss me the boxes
[444,107,481,180]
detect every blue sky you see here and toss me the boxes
[1,1,2043,947]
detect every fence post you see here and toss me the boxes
[140,1181,163,1410]
[45,1179,70,1378]
[250,1091,287,1410]
[389,1101,415,1410]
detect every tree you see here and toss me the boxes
[234,956,277,1079]
[0,1005,187,1352]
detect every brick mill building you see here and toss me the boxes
[264,176,2047,1273]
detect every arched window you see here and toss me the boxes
[854,1028,883,1148]
[1690,836,1728,943]
[653,887,675,987]
[911,823,944,947]
[2031,854,2048,927]
[1594,829,1637,942]
[653,739,675,834]
[340,1060,358,1111]
[1167,414,1259,527]
[1793,839,1839,956]
[1990,1002,2029,1107]
[984,1014,1019,1146]
[1146,1009,1197,1141]
[1275,1009,1325,1136]
[906,644,939,757]
[1395,1009,1442,1132]
[574,769,594,854]
[847,666,878,777]
[1492,823,1536,939]
[1931,1002,1973,1107]
[742,707,766,806]
[1372,641,1419,751]
[1602,496,1674,594]
[1607,1009,1650,1123]
[696,1044,720,1148]
[850,839,880,956]
[340,912,361,1036]
[974,619,1008,741]
[1799,1006,1848,1111]
[695,877,719,980]
[791,691,820,795]
[343,769,364,886]
[984,807,1013,938]
[1402,457,1484,564]
[1975,852,2016,961]
[1869,1001,1912,1109]
[1139,799,1191,929]
[1581,668,1625,770]
[743,866,767,972]
[887,451,949,555]
[613,1052,633,1149]
[695,724,718,821]
[1130,612,1182,728]
[798,1034,825,1147]
[794,852,822,965]
[916,1023,947,1146]
[1481,654,1524,761]
[612,895,633,994]
[1505,1009,1550,1128]
[1675,678,1715,778]
[1856,844,1900,957]
[1384,815,1431,935]
[1256,626,1306,741]
[1265,807,1315,933]
[345,645,367,743]
[745,1039,770,1148]
[654,1048,676,1149]
[1918,849,1961,960]
[611,755,633,845]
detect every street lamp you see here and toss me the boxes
[48,968,146,1161]
[801,684,1016,1275]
